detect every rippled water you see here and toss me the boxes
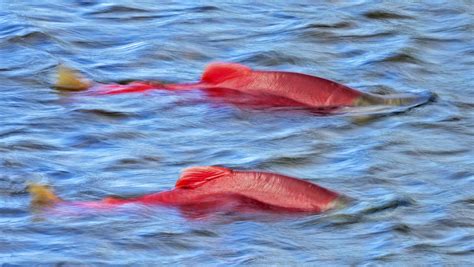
[1,1,473,265]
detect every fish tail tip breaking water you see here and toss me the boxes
[55,65,91,91]
[27,183,61,207]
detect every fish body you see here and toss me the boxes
[29,166,344,214]
[57,62,433,109]
[194,63,362,107]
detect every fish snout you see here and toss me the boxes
[326,195,353,211]
[356,91,436,107]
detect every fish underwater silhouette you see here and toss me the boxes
[28,166,348,217]
[56,62,434,112]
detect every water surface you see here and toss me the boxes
[1,1,473,265]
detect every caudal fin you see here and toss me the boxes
[56,65,91,91]
[27,183,62,207]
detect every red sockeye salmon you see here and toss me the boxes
[28,166,347,215]
[56,62,433,110]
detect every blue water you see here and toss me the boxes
[1,1,473,265]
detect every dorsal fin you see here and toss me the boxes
[175,166,232,189]
[201,62,252,84]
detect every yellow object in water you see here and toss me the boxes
[56,65,91,91]
[27,183,61,207]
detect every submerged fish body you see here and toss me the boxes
[29,166,344,215]
[195,63,363,108]
[57,62,433,110]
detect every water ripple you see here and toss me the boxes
[0,0,473,265]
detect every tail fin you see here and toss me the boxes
[27,183,62,207]
[56,65,91,91]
